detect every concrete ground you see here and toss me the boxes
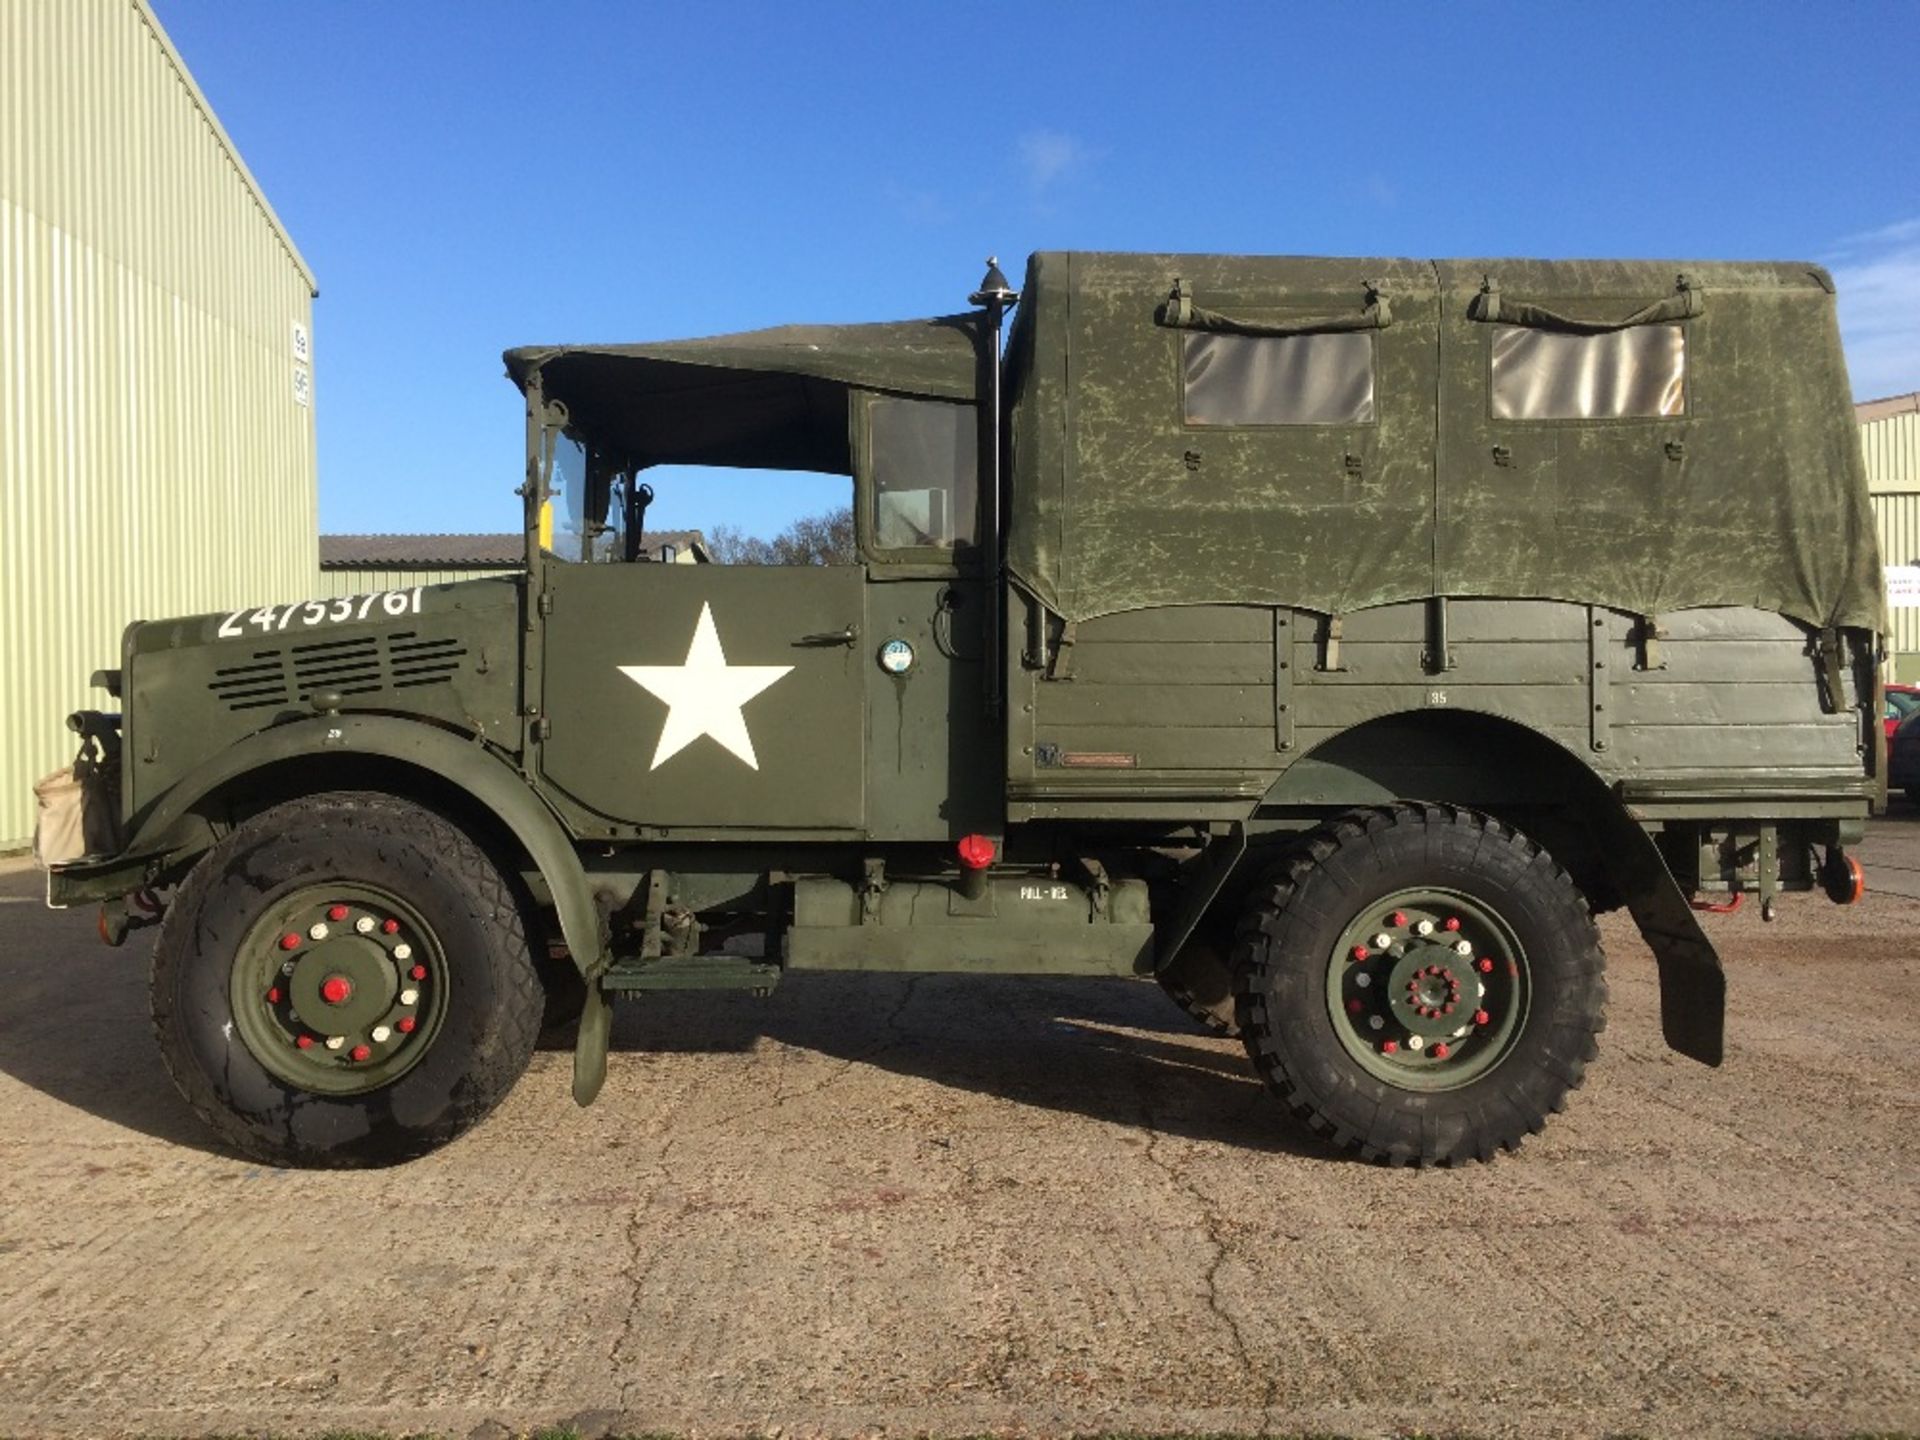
[1,826,1918,1440]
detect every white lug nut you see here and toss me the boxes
[400,988,419,1006]
[1368,1015,1385,1031]
[392,943,413,961]
[308,922,330,941]
[324,1035,346,1051]
[281,960,296,976]
[1476,982,1485,1000]
[1407,1034,1426,1051]
[371,1025,392,1043]
[1355,973,1371,989]
[355,916,376,935]
[1414,920,1434,936]
[1454,939,1472,956]
[1372,933,1392,950]
[1453,1025,1470,1039]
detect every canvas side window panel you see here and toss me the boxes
[871,397,979,551]
[1490,324,1686,420]
[1182,332,1375,426]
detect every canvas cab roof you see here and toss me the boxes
[503,315,979,473]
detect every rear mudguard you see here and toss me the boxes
[1588,803,1725,1066]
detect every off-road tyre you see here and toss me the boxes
[151,791,542,1167]
[1156,939,1241,1037]
[1233,804,1606,1166]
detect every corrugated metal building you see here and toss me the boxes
[1,0,317,850]
[315,534,525,599]
[315,531,710,598]
[1862,392,1920,677]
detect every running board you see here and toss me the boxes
[600,954,782,994]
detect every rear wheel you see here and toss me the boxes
[151,792,542,1167]
[1234,804,1606,1166]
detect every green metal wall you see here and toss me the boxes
[1863,408,1920,495]
[1864,405,1920,676]
[2,0,318,849]
[313,567,521,599]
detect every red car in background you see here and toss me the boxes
[1888,683,1920,739]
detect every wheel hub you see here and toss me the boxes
[230,887,446,1096]
[1326,888,1530,1091]
[1387,952,1469,1039]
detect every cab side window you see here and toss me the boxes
[869,397,979,553]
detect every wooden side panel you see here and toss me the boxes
[1012,598,1861,816]
[1021,605,1277,782]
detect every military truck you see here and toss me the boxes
[42,253,1883,1168]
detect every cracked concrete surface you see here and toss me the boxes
[1,837,1918,1438]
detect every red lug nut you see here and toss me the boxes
[320,975,353,1005]
[409,964,427,981]
[381,918,400,935]
[1346,998,1364,1015]
[1433,1043,1451,1059]
[1474,1009,1490,1026]
[1477,958,1494,973]
[279,933,301,951]
[349,1044,371,1063]
[266,987,281,1004]
[295,1034,314,1050]
[1381,1040,1399,1055]
[1389,911,1408,928]
[1444,916,1461,932]
[397,1016,417,1034]
[327,904,349,922]
[1351,945,1369,962]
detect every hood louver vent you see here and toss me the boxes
[291,635,384,697]
[207,631,469,713]
[388,634,468,688]
[208,652,291,711]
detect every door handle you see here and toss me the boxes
[795,624,858,648]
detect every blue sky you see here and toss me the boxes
[153,1,1920,542]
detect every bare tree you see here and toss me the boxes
[708,507,855,565]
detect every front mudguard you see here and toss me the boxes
[44,714,608,987]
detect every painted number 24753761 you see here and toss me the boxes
[216,589,425,639]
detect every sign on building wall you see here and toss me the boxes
[1886,566,1920,608]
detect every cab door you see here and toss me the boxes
[540,562,866,832]
[856,392,1002,841]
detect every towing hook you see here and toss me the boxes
[98,891,166,948]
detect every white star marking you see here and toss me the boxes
[618,603,793,771]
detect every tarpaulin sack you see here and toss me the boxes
[32,754,117,869]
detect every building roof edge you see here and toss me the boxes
[131,0,319,297]
[1858,391,1920,425]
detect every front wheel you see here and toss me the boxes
[151,792,543,1167]
[1234,805,1606,1166]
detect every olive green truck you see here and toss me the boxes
[41,253,1884,1168]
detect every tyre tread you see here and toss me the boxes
[1232,803,1607,1167]
[151,791,542,1167]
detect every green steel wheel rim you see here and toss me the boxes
[228,882,451,1096]
[1324,886,1531,1091]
